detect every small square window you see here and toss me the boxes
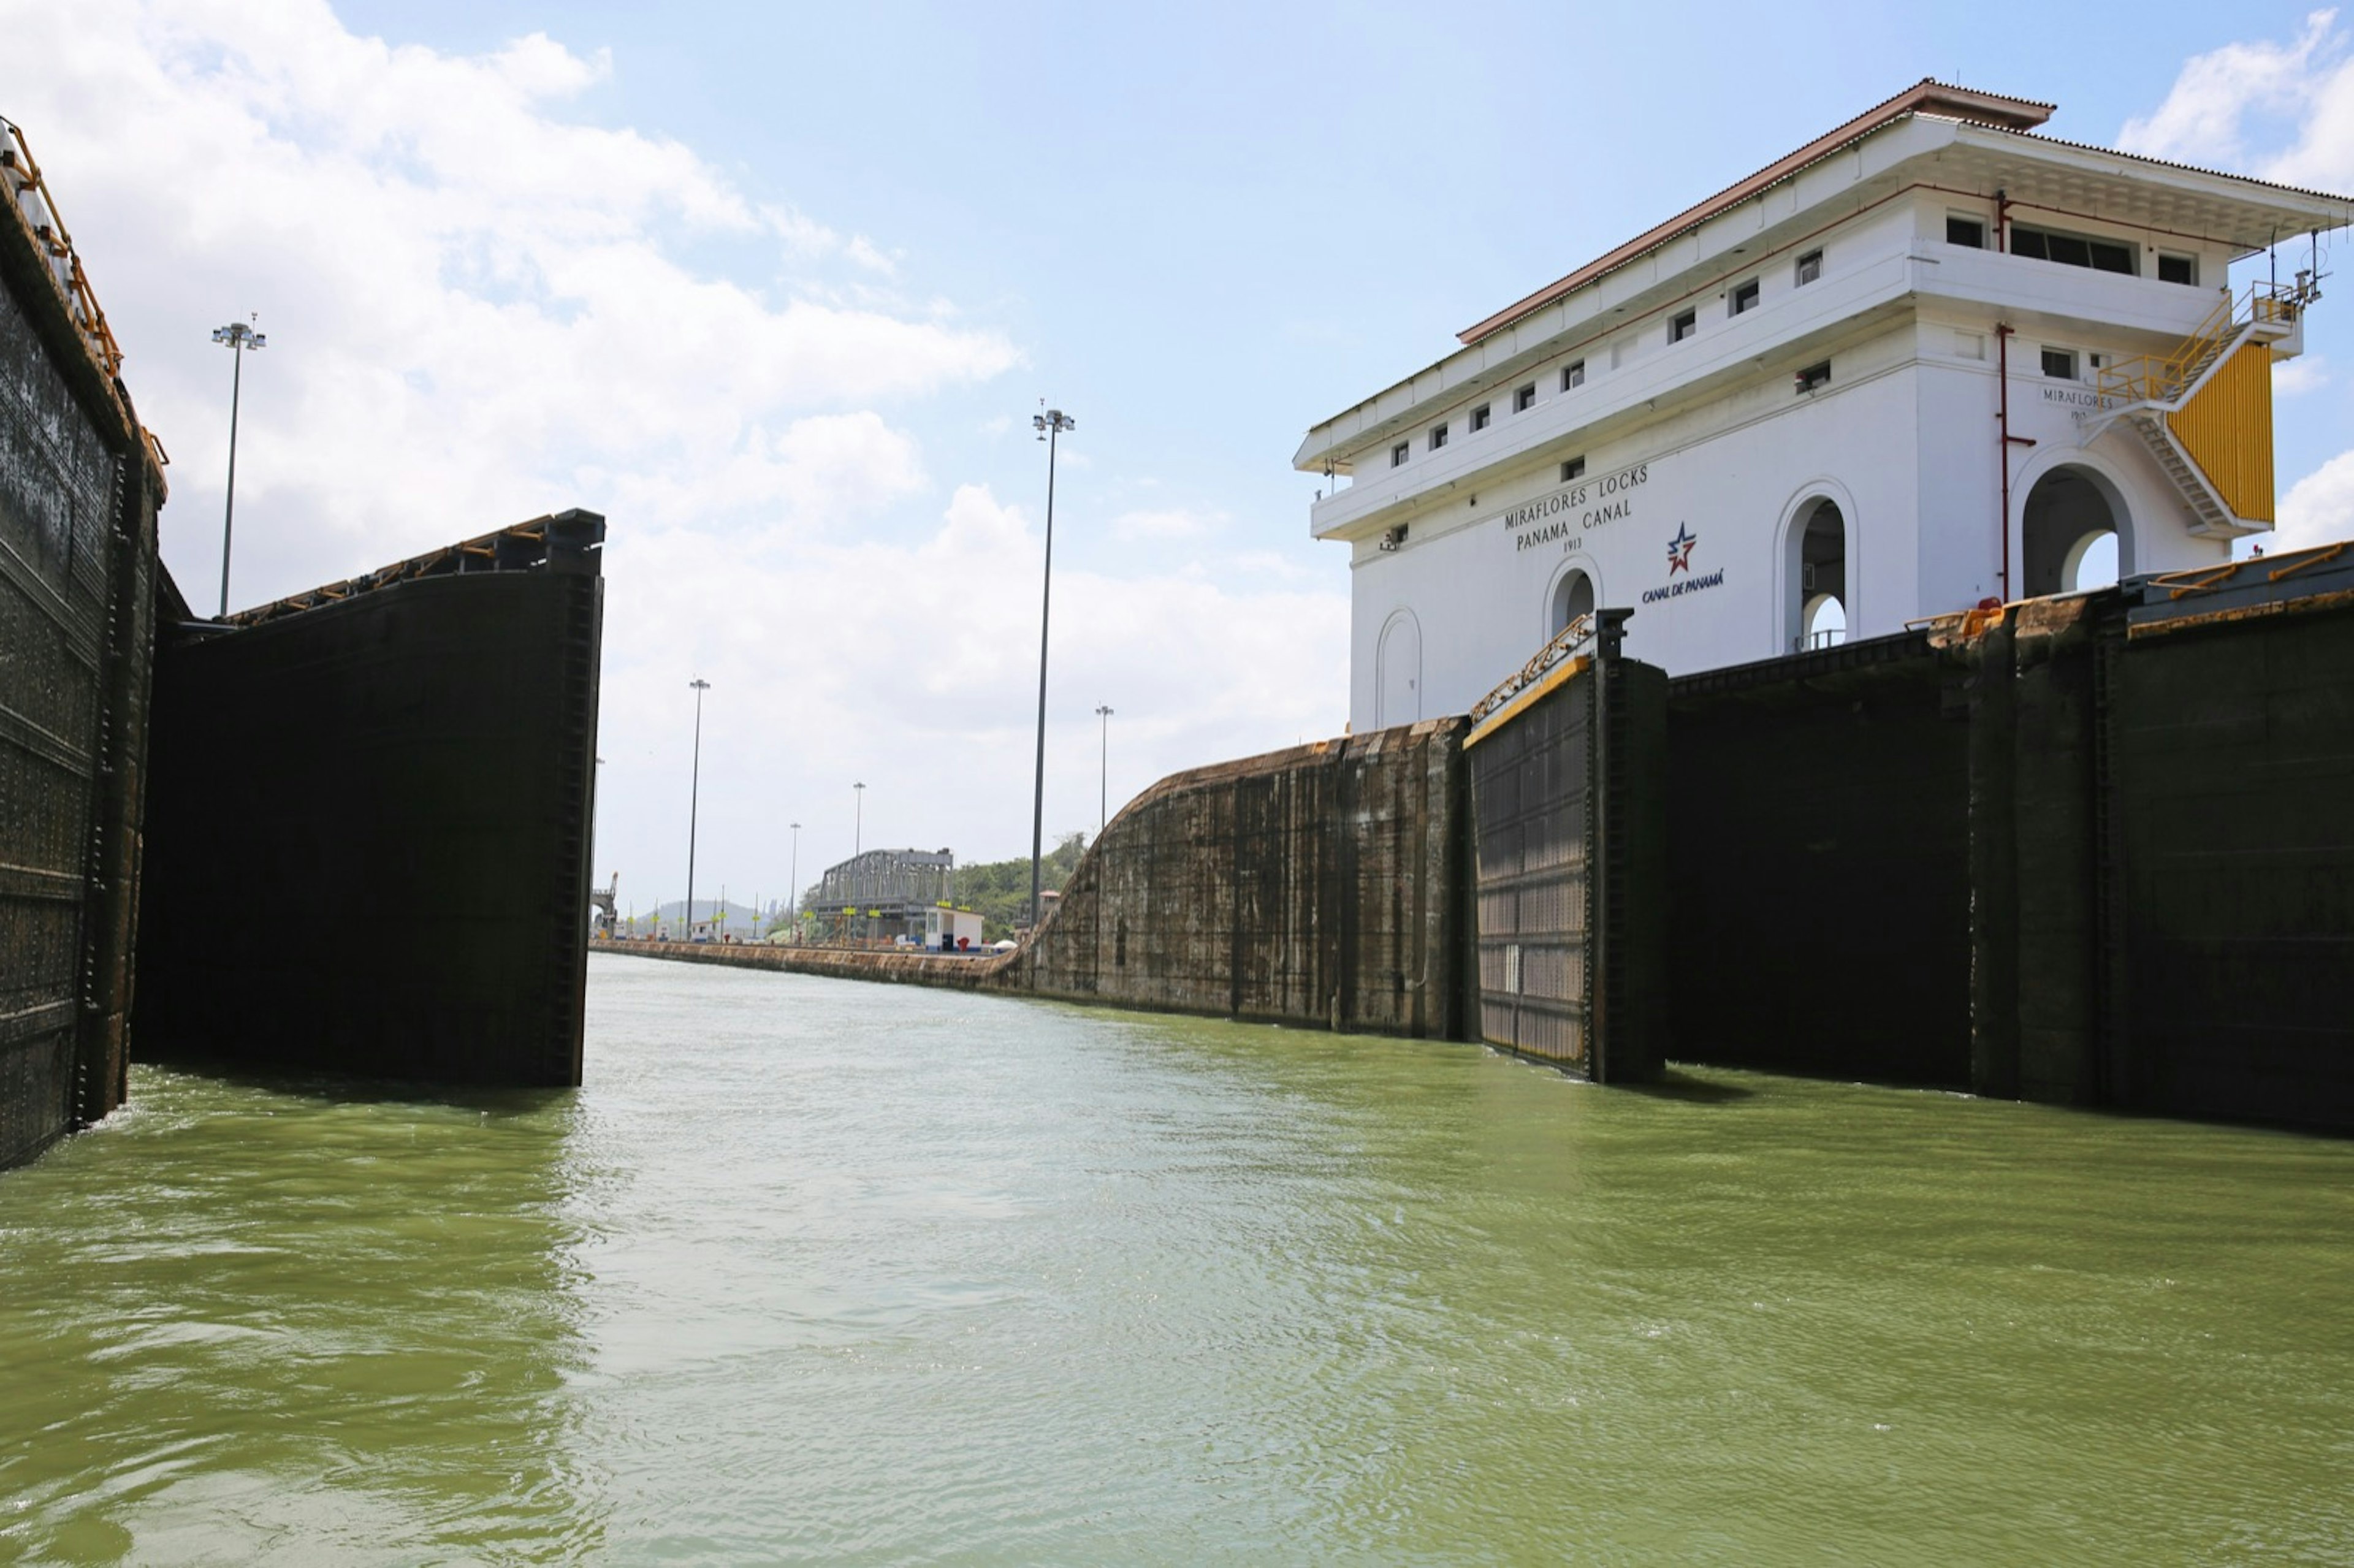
[2158,253,2198,286]
[1561,456,1586,482]
[1794,361,1830,394]
[1946,216,1986,248]
[1469,403,1491,432]
[1561,360,1585,391]
[2040,347,2077,379]
[1390,441,1409,468]
[1669,309,1697,343]
[1429,424,1449,451]
[1796,249,1823,286]
[1514,383,1536,413]
[1731,278,1760,315]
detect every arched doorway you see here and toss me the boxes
[1376,611,1421,729]
[1787,498,1847,650]
[1549,566,1596,638]
[2022,466,2126,595]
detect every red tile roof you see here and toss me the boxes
[1457,80,2055,346]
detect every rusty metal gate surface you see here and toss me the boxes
[1469,658,1596,1067]
[0,178,158,1168]
[1466,612,1665,1083]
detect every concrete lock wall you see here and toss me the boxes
[604,719,1476,1040]
[612,569,2354,1135]
[0,177,164,1170]
[1008,718,1472,1037]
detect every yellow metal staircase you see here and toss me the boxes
[2086,281,2311,538]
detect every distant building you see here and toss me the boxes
[1295,79,2353,729]
[809,848,958,942]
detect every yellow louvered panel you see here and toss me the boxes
[2167,344,2276,523]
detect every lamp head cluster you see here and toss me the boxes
[1034,408,1075,441]
[211,321,265,350]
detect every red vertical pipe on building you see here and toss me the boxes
[1992,189,2021,602]
[1997,322,2013,600]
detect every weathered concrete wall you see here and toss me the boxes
[1967,597,2106,1105]
[608,721,1475,1040]
[0,153,164,1169]
[600,939,1015,990]
[614,570,2354,1136]
[1003,719,1471,1037]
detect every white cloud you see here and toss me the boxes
[2274,354,2331,395]
[595,485,1347,890]
[2119,9,2354,177]
[1,0,1349,898]
[1111,506,1225,541]
[1,0,1018,599]
[2276,448,2354,549]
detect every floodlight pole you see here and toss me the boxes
[1095,704,1113,837]
[1029,406,1075,929]
[211,317,267,617]
[687,677,710,938]
[854,782,865,857]
[789,822,802,923]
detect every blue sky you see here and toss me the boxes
[6,1,2349,913]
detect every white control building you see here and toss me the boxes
[1296,81,2353,730]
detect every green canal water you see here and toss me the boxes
[3,954,2352,1564]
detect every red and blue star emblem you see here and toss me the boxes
[1666,524,1698,575]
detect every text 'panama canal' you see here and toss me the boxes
[2,956,2350,1564]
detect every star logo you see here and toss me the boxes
[1666,524,1698,576]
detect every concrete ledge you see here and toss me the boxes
[595,938,1018,991]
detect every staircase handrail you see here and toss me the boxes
[2095,281,2299,409]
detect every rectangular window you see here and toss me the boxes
[2011,225,2137,275]
[1731,278,1760,315]
[1469,403,1491,432]
[2158,252,2199,286]
[1390,441,1409,468]
[1429,424,1449,451]
[1794,360,1831,394]
[2040,346,2078,379]
[1796,249,1823,286]
[1946,215,1986,248]
[1669,309,1697,343]
[1562,360,1585,390]
[1514,382,1536,413]
[1561,456,1586,482]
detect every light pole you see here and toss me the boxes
[1029,406,1075,928]
[1095,704,1113,839]
[789,822,802,924]
[686,677,710,940]
[853,782,865,857]
[211,316,267,617]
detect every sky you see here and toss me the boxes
[4,1,2350,916]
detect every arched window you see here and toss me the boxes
[1788,498,1847,650]
[1550,568,1596,638]
[2023,467,2127,595]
